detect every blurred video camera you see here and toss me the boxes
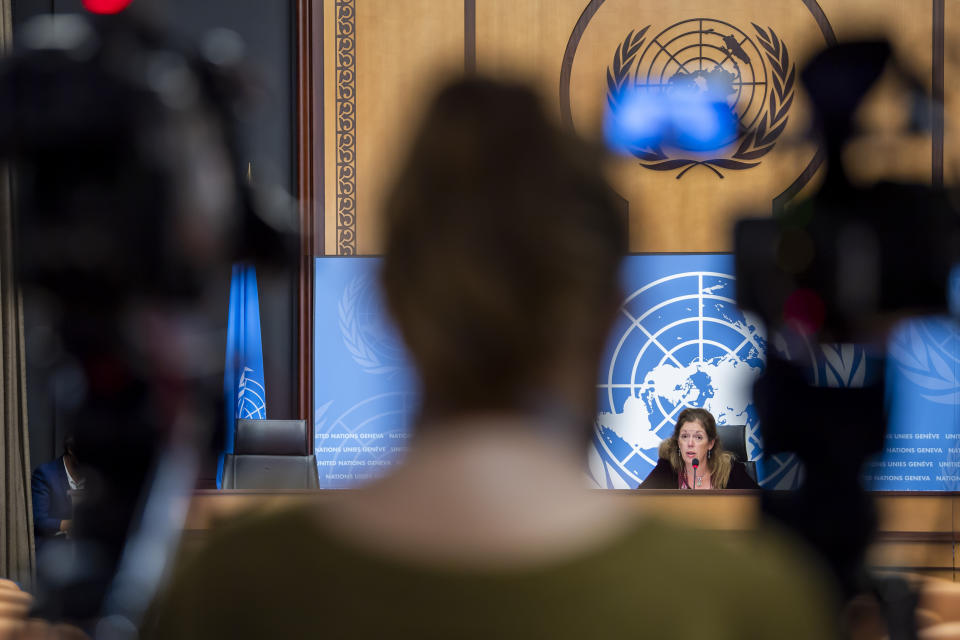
[606,39,960,635]
[0,8,291,632]
[732,41,960,632]
[735,42,960,345]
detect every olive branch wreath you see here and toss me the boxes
[606,24,794,179]
[338,276,400,376]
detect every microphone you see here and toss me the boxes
[691,458,700,490]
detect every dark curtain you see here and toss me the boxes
[0,0,34,587]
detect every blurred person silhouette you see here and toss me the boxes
[638,408,759,489]
[145,78,839,639]
[31,435,84,549]
[0,579,86,640]
[0,8,291,636]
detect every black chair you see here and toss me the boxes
[716,424,757,483]
[221,419,319,489]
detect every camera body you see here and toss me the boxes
[735,183,960,345]
[733,42,960,611]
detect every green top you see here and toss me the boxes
[145,508,839,639]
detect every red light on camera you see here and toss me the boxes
[82,0,134,14]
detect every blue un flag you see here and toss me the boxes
[218,263,267,488]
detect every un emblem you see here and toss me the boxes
[236,366,266,419]
[606,19,794,178]
[338,274,406,376]
[314,392,414,489]
[585,260,873,491]
[590,267,767,489]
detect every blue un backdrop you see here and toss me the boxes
[313,256,959,491]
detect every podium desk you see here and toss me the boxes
[185,490,959,581]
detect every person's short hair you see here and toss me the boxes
[63,434,76,458]
[380,78,627,413]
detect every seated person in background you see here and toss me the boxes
[638,408,759,489]
[145,78,836,639]
[31,436,84,546]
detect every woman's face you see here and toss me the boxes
[677,420,714,465]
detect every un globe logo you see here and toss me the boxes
[339,274,406,376]
[606,18,794,178]
[236,367,266,419]
[314,392,413,490]
[590,271,766,489]
[633,19,769,150]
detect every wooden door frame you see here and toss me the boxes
[296,0,322,449]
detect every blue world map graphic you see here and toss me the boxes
[313,256,958,491]
[588,255,774,489]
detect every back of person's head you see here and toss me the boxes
[381,78,627,416]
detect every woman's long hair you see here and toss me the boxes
[657,408,734,489]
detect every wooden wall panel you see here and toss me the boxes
[875,494,954,533]
[943,1,960,186]
[867,541,954,570]
[562,1,830,252]
[818,0,934,187]
[474,0,584,119]
[312,1,949,255]
[322,0,464,255]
